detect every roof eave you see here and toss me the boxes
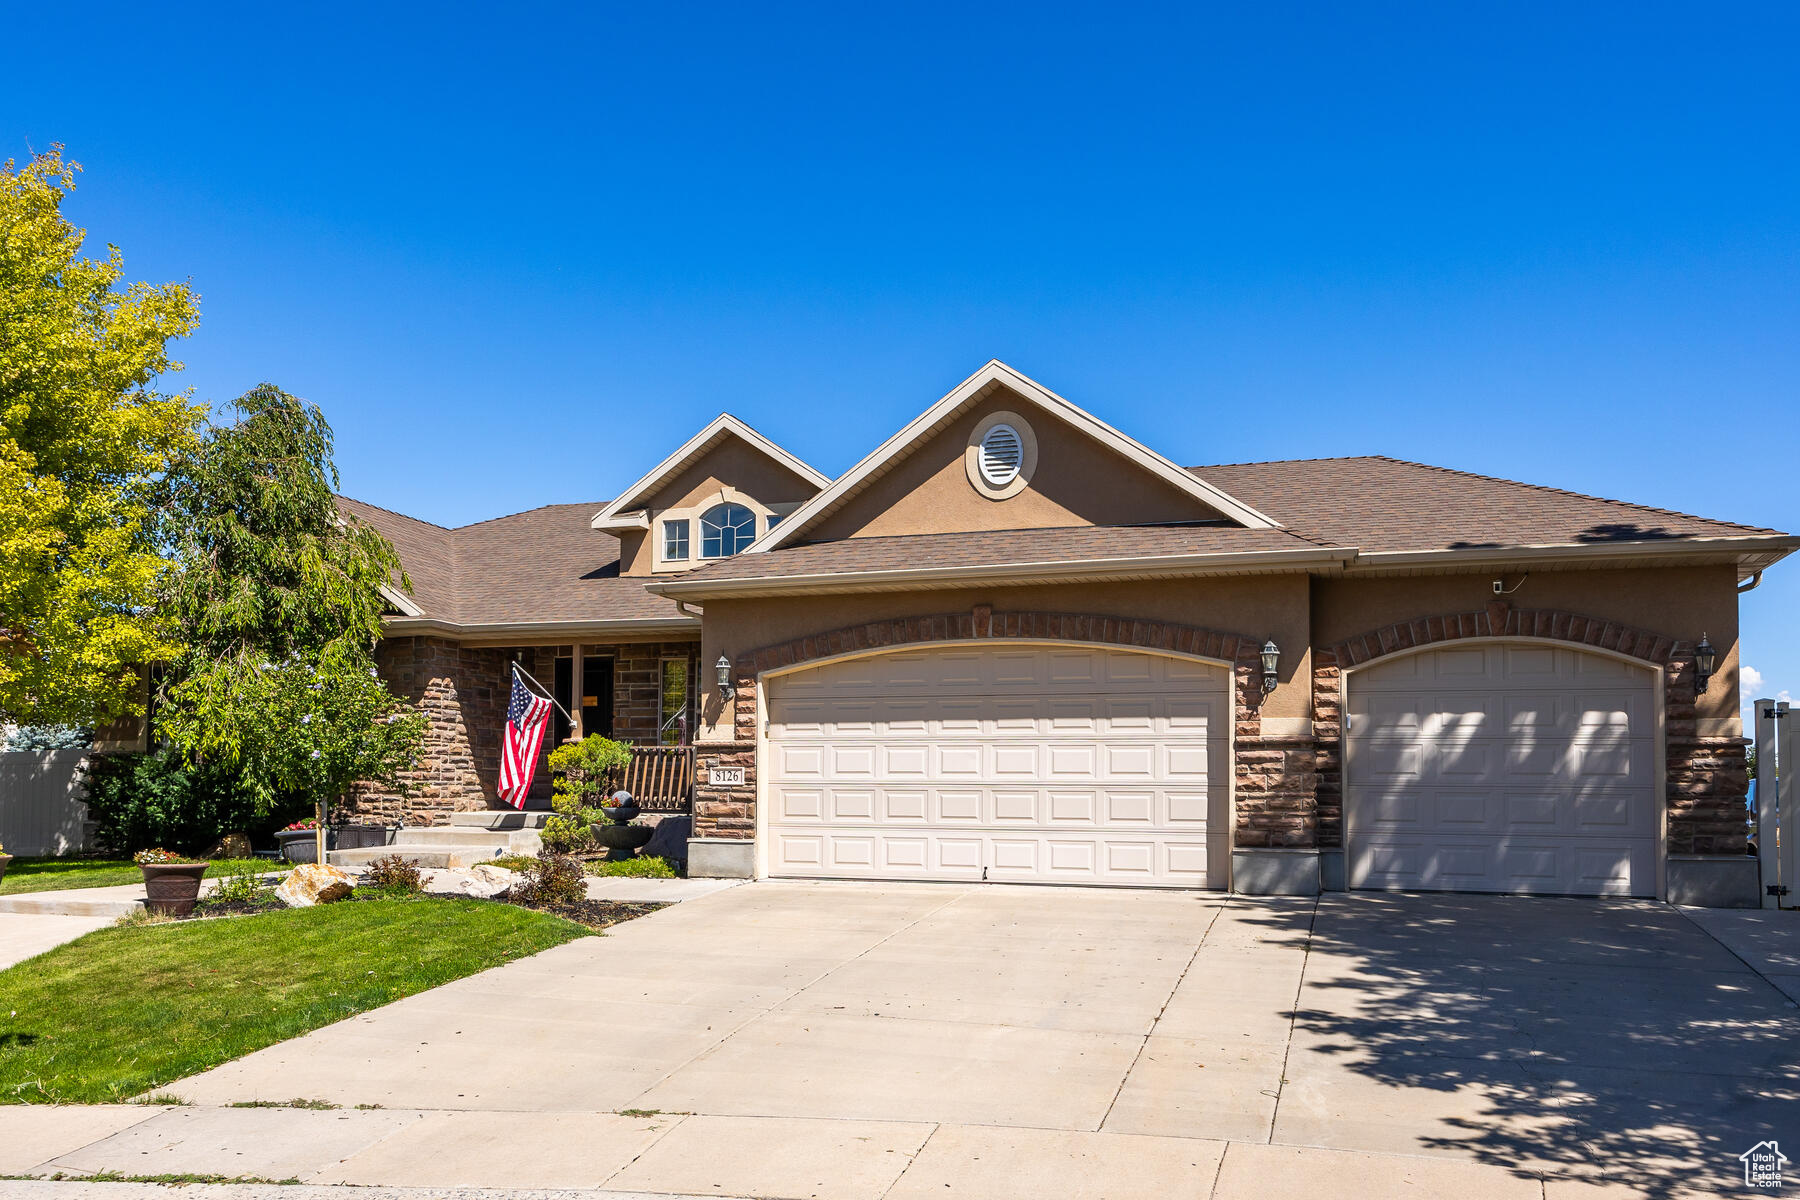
[644,546,1357,600]
[591,414,832,528]
[1346,534,1800,581]
[381,615,701,642]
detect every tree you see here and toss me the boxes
[0,147,203,727]
[155,385,424,813]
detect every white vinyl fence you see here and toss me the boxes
[0,750,92,856]
[1755,700,1795,909]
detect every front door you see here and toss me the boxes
[580,657,614,739]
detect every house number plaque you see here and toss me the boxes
[710,766,747,786]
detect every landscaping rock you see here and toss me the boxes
[204,832,254,859]
[642,815,691,863]
[425,864,516,899]
[275,862,354,907]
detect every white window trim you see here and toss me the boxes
[662,518,691,562]
[650,492,800,572]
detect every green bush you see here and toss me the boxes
[477,854,537,873]
[541,735,634,853]
[512,852,587,907]
[586,855,678,879]
[81,750,287,855]
[203,861,279,906]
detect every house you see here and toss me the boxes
[339,361,1795,906]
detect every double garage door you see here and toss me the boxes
[1345,643,1658,897]
[765,645,1229,887]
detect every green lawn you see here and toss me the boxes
[0,897,592,1103]
[0,857,283,896]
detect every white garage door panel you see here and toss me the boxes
[1347,643,1657,897]
[767,645,1227,888]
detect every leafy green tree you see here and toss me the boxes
[0,147,203,727]
[156,385,423,812]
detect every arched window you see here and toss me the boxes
[699,502,757,558]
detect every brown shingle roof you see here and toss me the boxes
[661,524,1338,588]
[343,456,1791,619]
[337,497,686,627]
[1189,456,1786,554]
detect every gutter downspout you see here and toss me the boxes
[674,599,705,619]
[1740,571,1765,594]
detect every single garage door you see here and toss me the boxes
[1345,641,1657,896]
[766,644,1229,887]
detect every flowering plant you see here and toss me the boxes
[283,818,319,831]
[134,847,201,865]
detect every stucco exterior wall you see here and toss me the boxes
[696,574,1315,736]
[689,561,1752,868]
[804,386,1226,542]
[1313,565,1742,726]
[619,436,824,577]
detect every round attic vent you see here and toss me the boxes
[978,423,1025,487]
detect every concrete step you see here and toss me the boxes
[447,810,554,830]
[330,847,465,869]
[386,827,530,848]
[0,891,143,918]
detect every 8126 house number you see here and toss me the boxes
[710,766,747,786]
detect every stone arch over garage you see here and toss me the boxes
[1313,600,1743,858]
[692,607,1319,853]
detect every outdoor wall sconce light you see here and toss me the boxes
[715,654,733,692]
[1694,634,1717,694]
[1260,639,1281,694]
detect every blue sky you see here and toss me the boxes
[6,3,1797,717]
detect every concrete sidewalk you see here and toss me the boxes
[0,1103,1667,1198]
[0,913,112,970]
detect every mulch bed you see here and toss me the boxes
[448,892,667,931]
[192,897,287,917]
[178,889,665,933]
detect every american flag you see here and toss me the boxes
[497,671,552,808]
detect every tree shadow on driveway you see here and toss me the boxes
[1257,893,1800,1197]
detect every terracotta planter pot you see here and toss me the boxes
[141,862,209,916]
[0,853,12,883]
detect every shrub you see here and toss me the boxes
[477,854,537,873]
[512,852,587,907]
[133,847,201,865]
[205,861,278,905]
[541,736,634,853]
[82,748,281,855]
[586,855,678,879]
[361,855,423,896]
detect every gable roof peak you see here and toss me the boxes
[591,412,831,530]
[749,360,1280,552]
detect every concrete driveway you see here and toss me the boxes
[36,883,1800,1197]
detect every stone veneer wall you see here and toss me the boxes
[1311,600,1747,857]
[696,607,1308,848]
[349,637,702,826]
[350,636,509,824]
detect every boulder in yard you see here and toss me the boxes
[426,864,515,899]
[275,862,354,907]
[205,832,254,859]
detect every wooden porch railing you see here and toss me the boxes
[621,745,696,811]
